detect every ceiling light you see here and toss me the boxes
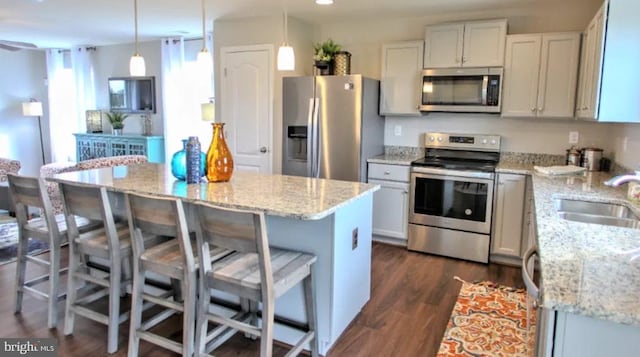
[277,8,295,71]
[197,0,213,75]
[129,0,146,76]
[316,0,334,5]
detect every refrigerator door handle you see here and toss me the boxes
[307,97,315,177]
[313,97,320,178]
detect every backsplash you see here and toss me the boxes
[499,152,565,166]
[384,146,423,156]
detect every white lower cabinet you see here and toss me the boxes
[368,163,410,245]
[491,173,530,265]
[537,310,640,357]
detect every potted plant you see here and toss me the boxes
[106,112,128,135]
[313,39,342,75]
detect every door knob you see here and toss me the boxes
[259,147,268,153]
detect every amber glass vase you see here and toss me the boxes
[206,123,234,182]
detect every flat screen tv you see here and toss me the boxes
[108,76,156,113]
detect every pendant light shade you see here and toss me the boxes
[277,8,295,71]
[130,0,146,76]
[316,0,334,4]
[277,46,295,71]
[197,0,213,75]
[130,54,146,77]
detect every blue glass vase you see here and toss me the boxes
[170,139,206,180]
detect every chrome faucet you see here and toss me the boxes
[604,170,640,187]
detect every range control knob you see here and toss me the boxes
[437,137,443,142]
[429,136,435,142]
[482,139,488,144]
[491,139,497,145]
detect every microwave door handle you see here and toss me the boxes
[481,75,489,105]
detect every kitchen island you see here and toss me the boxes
[529,170,640,356]
[50,163,380,355]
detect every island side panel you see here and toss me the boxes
[267,214,336,355]
[266,193,374,355]
[330,193,373,340]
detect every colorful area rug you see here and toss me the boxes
[437,277,534,357]
[0,219,49,266]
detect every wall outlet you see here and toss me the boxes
[569,131,579,144]
[352,228,358,250]
[394,125,402,136]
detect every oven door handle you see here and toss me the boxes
[522,245,540,306]
[411,167,494,180]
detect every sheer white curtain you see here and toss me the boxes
[46,49,75,162]
[70,46,97,134]
[161,37,214,158]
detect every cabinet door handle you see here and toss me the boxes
[531,108,537,112]
[455,57,461,63]
[537,107,544,112]
[462,56,467,63]
[384,171,390,175]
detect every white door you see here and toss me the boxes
[424,23,464,68]
[380,41,424,115]
[220,45,273,173]
[462,20,507,67]
[536,33,580,118]
[502,34,542,117]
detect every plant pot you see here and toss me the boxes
[314,60,334,75]
[113,129,123,136]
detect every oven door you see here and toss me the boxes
[409,167,495,234]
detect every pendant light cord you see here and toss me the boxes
[134,0,139,54]
[201,0,207,51]
[283,7,288,44]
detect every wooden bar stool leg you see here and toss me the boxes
[128,265,145,357]
[63,238,80,336]
[182,276,197,357]
[304,271,319,357]
[260,299,275,357]
[107,255,122,353]
[14,227,28,314]
[47,239,61,329]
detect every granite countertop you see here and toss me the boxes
[50,163,379,220]
[532,171,640,326]
[367,153,421,166]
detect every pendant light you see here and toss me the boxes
[315,0,334,5]
[197,0,213,75]
[277,7,295,71]
[129,0,146,76]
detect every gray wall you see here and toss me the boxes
[0,49,48,176]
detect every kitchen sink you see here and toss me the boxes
[554,198,640,229]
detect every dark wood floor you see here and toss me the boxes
[0,242,523,356]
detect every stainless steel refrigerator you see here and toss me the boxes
[282,75,384,182]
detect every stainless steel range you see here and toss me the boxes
[408,132,501,263]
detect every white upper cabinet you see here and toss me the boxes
[502,32,580,118]
[423,19,506,68]
[380,41,424,116]
[576,2,607,120]
[594,0,640,122]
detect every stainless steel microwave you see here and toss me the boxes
[420,67,503,113]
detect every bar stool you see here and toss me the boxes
[192,201,318,357]
[125,192,231,357]
[7,174,101,329]
[58,182,164,353]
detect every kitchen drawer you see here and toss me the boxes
[368,163,410,182]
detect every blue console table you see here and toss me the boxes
[74,133,165,163]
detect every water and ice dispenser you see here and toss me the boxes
[283,126,308,177]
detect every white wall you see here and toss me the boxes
[93,40,164,136]
[385,114,617,155]
[0,49,48,176]
[214,15,314,174]
[611,123,640,170]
